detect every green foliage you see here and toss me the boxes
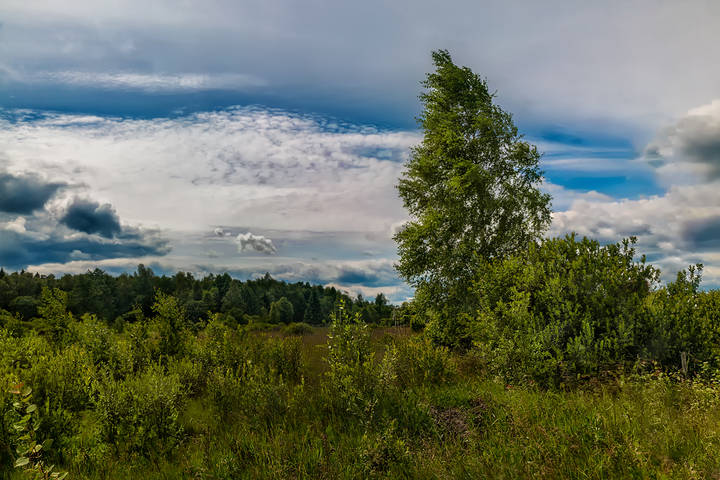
[264,337,305,384]
[207,362,293,427]
[94,364,185,457]
[393,335,455,387]
[10,386,68,480]
[27,345,94,413]
[150,291,188,358]
[324,302,397,421]
[37,288,72,344]
[303,290,323,325]
[359,420,410,477]
[395,49,551,344]
[269,297,294,324]
[469,235,660,385]
[644,265,720,374]
[283,322,314,336]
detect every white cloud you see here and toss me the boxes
[3,1,720,131]
[643,99,720,184]
[0,107,418,233]
[236,232,277,255]
[0,216,27,234]
[550,100,720,285]
[28,71,266,92]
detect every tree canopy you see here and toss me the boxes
[394,50,552,345]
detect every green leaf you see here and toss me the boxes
[26,404,37,413]
[14,457,30,467]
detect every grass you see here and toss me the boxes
[5,327,720,479]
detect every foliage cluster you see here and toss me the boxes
[451,235,720,387]
[0,268,394,332]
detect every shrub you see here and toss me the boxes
[283,322,313,336]
[68,314,113,365]
[94,364,185,457]
[269,297,294,324]
[207,363,291,425]
[150,291,188,358]
[644,266,720,374]
[469,235,659,386]
[263,336,305,383]
[393,335,455,387]
[324,301,397,420]
[359,421,411,477]
[27,344,95,412]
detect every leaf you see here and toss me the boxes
[14,457,30,467]
[26,404,37,413]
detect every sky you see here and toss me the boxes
[2,0,720,302]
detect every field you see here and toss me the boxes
[3,315,720,480]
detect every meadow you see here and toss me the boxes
[2,286,720,479]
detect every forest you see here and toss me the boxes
[3,51,720,479]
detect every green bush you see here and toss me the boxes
[324,302,397,421]
[469,235,659,386]
[27,344,95,412]
[68,314,113,365]
[207,363,291,425]
[269,297,294,324]
[393,335,455,387]
[94,364,185,457]
[644,266,720,374]
[283,322,313,336]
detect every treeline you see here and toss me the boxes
[0,265,395,330]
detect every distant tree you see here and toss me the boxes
[269,297,294,324]
[394,49,552,346]
[303,290,323,324]
[241,284,262,316]
[221,282,245,318]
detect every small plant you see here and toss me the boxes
[10,384,68,479]
[324,300,384,420]
[283,322,314,336]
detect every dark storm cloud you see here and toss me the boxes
[0,229,170,271]
[643,103,720,181]
[0,172,65,213]
[60,198,123,238]
[190,258,397,289]
[683,216,720,250]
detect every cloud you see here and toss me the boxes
[682,215,720,250]
[549,181,720,284]
[0,172,65,213]
[643,100,720,183]
[28,71,266,92]
[544,99,720,287]
[213,227,232,237]
[236,232,277,255]
[0,107,417,233]
[3,1,720,131]
[0,228,170,271]
[0,216,27,234]
[60,198,122,238]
